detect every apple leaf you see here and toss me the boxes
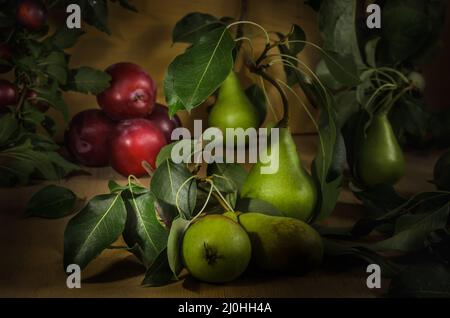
[0,113,19,146]
[66,67,111,95]
[63,193,127,270]
[25,185,78,219]
[164,27,235,116]
[47,27,85,49]
[122,188,169,267]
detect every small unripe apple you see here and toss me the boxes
[0,43,13,73]
[109,118,167,177]
[65,109,115,167]
[26,90,49,112]
[16,0,48,31]
[147,103,182,142]
[0,80,18,110]
[97,62,157,121]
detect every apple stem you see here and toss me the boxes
[16,84,28,115]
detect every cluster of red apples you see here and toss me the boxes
[66,62,181,177]
[0,0,50,111]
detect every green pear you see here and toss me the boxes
[356,114,405,187]
[182,214,252,283]
[241,128,317,221]
[208,71,259,144]
[227,212,323,273]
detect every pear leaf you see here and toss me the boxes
[245,84,267,126]
[207,162,248,194]
[142,248,173,287]
[150,159,197,219]
[311,96,345,222]
[167,217,190,278]
[172,12,224,44]
[164,27,235,115]
[63,193,127,270]
[122,188,169,267]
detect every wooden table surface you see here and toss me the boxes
[0,135,442,298]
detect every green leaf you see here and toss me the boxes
[164,27,235,115]
[142,248,173,287]
[166,217,190,278]
[364,37,380,68]
[322,50,360,87]
[372,203,450,253]
[150,159,197,219]
[66,67,111,95]
[48,27,85,49]
[122,189,169,267]
[172,12,223,44]
[323,239,399,278]
[64,193,127,269]
[0,113,19,146]
[318,0,365,70]
[235,198,283,216]
[315,59,344,91]
[245,84,267,126]
[32,85,69,122]
[25,185,78,219]
[80,0,110,34]
[39,51,68,85]
[387,261,450,298]
[207,162,247,194]
[310,97,345,222]
[380,0,432,63]
[155,140,196,168]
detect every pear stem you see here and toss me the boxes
[253,67,290,128]
[235,0,248,52]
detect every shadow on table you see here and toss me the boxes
[82,256,145,284]
[182,270,287,292]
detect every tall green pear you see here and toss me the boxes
[241,128,317,221]
[229,212,323,273]
[356,114,405,187]
[208,71,259,141]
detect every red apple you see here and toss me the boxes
[0,80,18,110]
[0,43,13,73]
[110,118,167,177]
[65,109,115,167]
[16,0,48,31]
[147,103,182,142]
[97,62,157,121]
[26,90,49,112]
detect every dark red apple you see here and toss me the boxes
[16,0,48,31]
[110,118,167,177]
[97,62,157,121]
[65,109,115,167]
[26,90,49,112]
[0,80,18,110]
[147,103,182,142]
[0,43,13,73]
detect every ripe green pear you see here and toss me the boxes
[356,114,405,187]
[208,71,259,144]
[225,212,323,273]
[241,128,317,221]
[181,214,251,283]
